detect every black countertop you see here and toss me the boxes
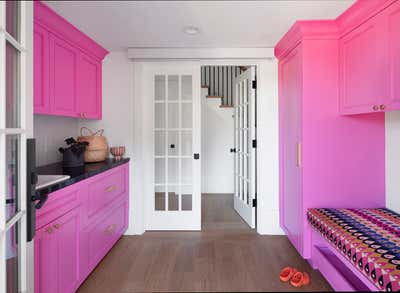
[36,158,130,195]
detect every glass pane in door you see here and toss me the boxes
[6,41,20,128]
[6,135,19,222]
[6,222,20,293]
[168,186,179,211]
[182,75,192,101]
[155,186,166,211]
[155,103,166,129]
[168,75,179,100]
[155,75,166,101]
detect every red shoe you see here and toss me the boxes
[279,267,297,282]
[290,271,310,287]
[302,272,310,286]
[290,271,304,287]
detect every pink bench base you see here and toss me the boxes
[309,229,380,291]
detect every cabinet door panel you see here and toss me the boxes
[77,53,101,119]
[34,208,80,293]
[340,14,388,114]
[280,46,303,253]
[34,225,58,293]
[387,1,400,109]
[57,209,80,293]
[34,23,50,114]
[50,34,78,117]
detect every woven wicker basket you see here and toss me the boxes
[77,127,108,163]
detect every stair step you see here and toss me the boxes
[207,96,223,99]
[220,104,234,108]
[201,85,209,88]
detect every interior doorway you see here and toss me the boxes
[200,65,257,230]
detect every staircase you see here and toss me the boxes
[201,66,247,107]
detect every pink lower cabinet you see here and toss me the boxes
[275,21,385,258]
[80,199,129,279]
[34,163,129,293]
[35,208,81,293]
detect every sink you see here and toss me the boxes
[36,175,71,190]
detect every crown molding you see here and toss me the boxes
[127,47,275,60]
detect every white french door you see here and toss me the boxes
[234,67,256,228]
[0,1,29,292]
[144,62,201,230]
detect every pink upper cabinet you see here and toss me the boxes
[34,23,50,114]
[339,0,400,115]
[77,53,102,119]
[34,1,108,119]
[49,33,79,117]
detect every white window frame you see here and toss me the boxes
[0,1,28,292]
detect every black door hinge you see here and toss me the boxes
[230,148,236,153]
[252,80,257,89]
[252,198,257,207]
[252,139,257,148]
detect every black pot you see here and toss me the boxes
[61,148,85,167]
[59,139,88,168]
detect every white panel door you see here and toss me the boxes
[0,2,29,292]
[234,67,256,228]
[144,62,201,230]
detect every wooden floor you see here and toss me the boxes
[77,194,331,292]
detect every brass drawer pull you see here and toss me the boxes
[105,185,117,193]
[372,105,379,111]
[46,227,53,234]
[380,104,386,110]
[105,224,116,234]
[53,223,61,229]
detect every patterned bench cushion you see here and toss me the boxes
[307,208,400,292]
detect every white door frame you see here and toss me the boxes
[0,2,34,292]
[131,56,281,235]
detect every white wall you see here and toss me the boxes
[201,89,234,194]
[254,59,282,235]
[34,115,79,165]
[77,51,139,234]
[386,112,400,213]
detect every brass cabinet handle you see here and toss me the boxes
[105,224,116,234]
[53,223,61,229]
[296,142,302,168]
[380,104,386,110]
[105,185,117,193]
[45,227,53,234]
[372,105,379,111]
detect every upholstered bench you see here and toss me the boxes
[307,208,400,292]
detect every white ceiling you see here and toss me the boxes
[45,1,355,51]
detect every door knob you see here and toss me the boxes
[372,105,379,111]
[380,105,386,110]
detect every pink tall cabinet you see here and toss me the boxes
[275,17,386,258]
[34,1,108,119]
